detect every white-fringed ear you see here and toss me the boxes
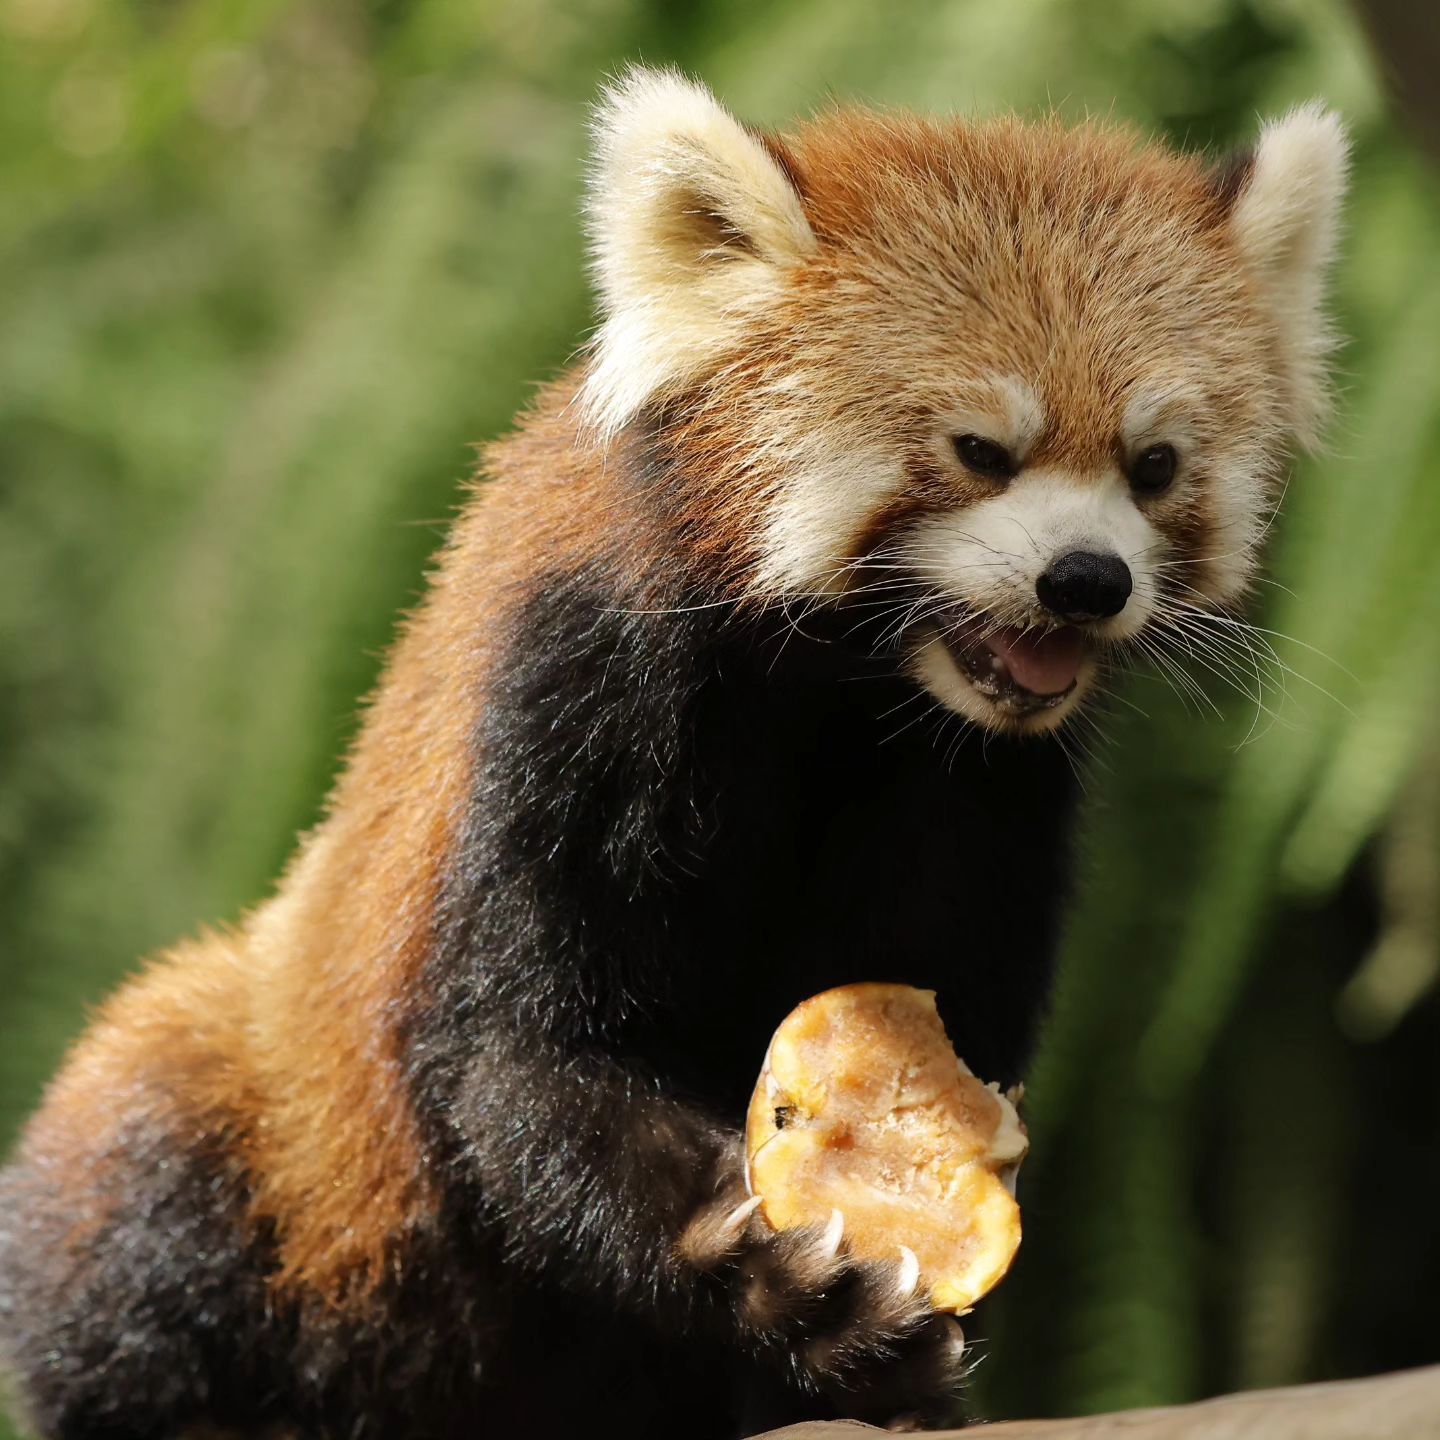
[1227,103,1349,447]
[581,67,816,434]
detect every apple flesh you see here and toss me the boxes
[744,983,1027,1314]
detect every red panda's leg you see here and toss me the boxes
[437,1029,969,1427]
[0,1119,284,1440]
[0,948,292,1440]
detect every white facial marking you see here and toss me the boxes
[991,375,1046,458]
[1121,380,1204,459]
[753,420,905,595]
[905,467,1163,642]
[939,374,1047,465]
[1204,454,1271,603]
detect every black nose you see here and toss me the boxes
[1036,550,1133,620]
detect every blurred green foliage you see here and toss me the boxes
[2,0,1438,1430]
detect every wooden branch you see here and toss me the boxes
[755,1364,1440,1439]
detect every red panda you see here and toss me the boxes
[0,69,1346,1439]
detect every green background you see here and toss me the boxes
[2,0,1438,1429]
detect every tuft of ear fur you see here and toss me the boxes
[581,67,816,435]
[1225,103,1349,447]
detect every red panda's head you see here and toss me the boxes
[582,69,1348,734]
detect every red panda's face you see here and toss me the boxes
[585,73,1346,734]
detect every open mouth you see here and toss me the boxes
[937,613,1086,716]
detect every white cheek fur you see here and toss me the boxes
[751,436,907,596]
[1197,450,1273,606]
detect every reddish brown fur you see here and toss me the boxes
[9,94,1334,1355]
[16,113,1285,1305]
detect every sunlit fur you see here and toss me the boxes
[584,71,1348,733]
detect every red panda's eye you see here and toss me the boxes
[1130,444,1178,494]
[953,434,1015,481]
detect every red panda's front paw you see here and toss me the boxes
[677,1185,969,1426]
[751,1238,969,1428]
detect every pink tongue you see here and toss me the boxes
[985,626,1084,696]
